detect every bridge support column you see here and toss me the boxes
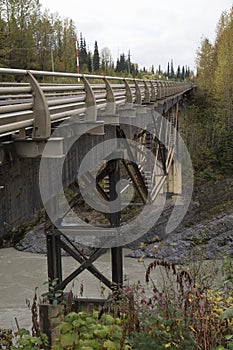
[168,159,182,195]
[46,232,62,285]
[45,197,62,285]
[108,158,123,288]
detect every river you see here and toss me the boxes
[0,247,223,333]
[0,247,155,331]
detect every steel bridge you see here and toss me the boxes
[0,67,195,293]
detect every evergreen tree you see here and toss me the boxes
[115,53,127,73]
[127,50,131,74]
[176,65,181,80]
[166,62,170,78]
[83,39,88,64]
[79,33,88,70]
[170,59,175,79]
[185,65,190,78]
[87,50,92,72]
[93,40,100,72]
[181,65,185,80]
[131,63,138,77]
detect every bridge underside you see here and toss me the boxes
[0,68,193,294]
[39,100,183,292]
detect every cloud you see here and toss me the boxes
[40,0,233,71]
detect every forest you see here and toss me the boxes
[182,6,233,178]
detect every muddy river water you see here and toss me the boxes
[0,248,159,331]
[0,247,222,332]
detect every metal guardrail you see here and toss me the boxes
[0,68,193,140]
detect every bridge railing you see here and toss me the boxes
[0,68,192,140]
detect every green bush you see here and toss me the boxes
[117,258,233,350]
[52,310,131,350]
[11,329,48,350]
[129,310,196,350]
[0,328,48,350]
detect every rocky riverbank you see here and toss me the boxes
[127,212,233,262]
[15,177,233,263]
[127,177,233,262]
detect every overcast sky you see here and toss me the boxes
[39,0,233,72]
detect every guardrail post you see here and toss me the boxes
[81,76,97,121]
[134,80,142,105]
[161,82,166,99]
[26,71,51,139]
[143,81,150,103]
[150,81,156,101]
[104,78,116,114]
[156,81,162,99]
[164,81,169,97]
[123,79,133,104]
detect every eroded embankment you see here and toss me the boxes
[14,178,233,263]
[127,177,233,262]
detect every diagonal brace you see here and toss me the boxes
[55,238,111,291]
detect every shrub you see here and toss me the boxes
[11,328,48,350]
[52,310,131,350]
[1,258,233,350]
[117,261,196,349]
[117,258,233,350]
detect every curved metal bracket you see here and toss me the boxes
[81,76,97,121]
[160,81,166,99]
[134,80,142,105]
[143,81,150,103]
[123,79,133,104]
[165,82,168,97]
[26,71,51,139]
[104,77,116,114]
[150,81,156,101]
[157,81,161,99]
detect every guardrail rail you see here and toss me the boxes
[0,68,193,140]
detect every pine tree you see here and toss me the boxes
[115,53,127,73]
[83,39,88,64]
[93,40,100,72]
[176,65,181,80]
[167,62,170,78]
[87,50,92,72]
[185,65,190,78]
[181,66,185,80]
[170,59,175,79]
[79,33,88,70]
